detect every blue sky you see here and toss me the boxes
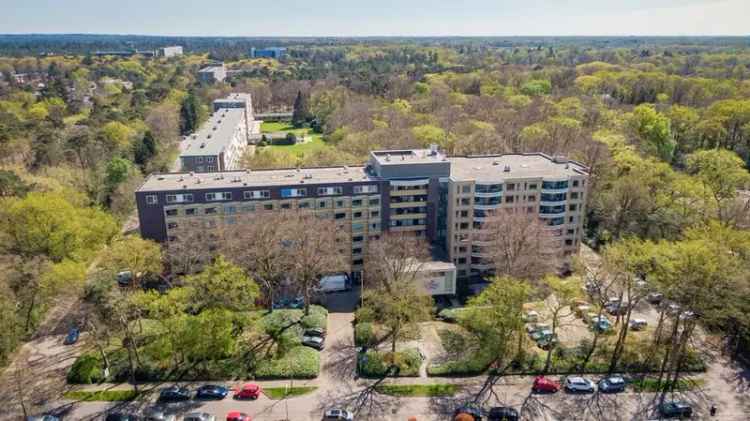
[1,0,747,36]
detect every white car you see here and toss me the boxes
[629,319,648,330]
[324,408,354,420]
[564,376,595,393]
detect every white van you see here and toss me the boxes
[316,273,351,293]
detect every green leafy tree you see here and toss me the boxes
[291,90,310,128]
[99,236,163,288]
[630,104,675,162]
[133,130,157,167]
[179,92,199,135]
[686,149,750,224]
[184,255,260,313]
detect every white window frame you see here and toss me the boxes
[244,190,271,200]
[145,194,158,205]
[317,186,344,196]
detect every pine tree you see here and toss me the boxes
[180,92,199,135]
[291,90,309,128]
[133,131,157,167]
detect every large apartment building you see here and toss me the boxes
[179,93,260,173]
[136,148,588,286]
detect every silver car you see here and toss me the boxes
[564,376,595,393]
[183,413,215,421]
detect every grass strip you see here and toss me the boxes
[375,384,460,397]
[63,390,139,401]
[263,386,318,400]
[631,378,703,392]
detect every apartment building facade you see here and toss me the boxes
[179,93,260,173]
[198,63,227,83]
[136,148,588,286]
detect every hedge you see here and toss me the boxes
[427,351,493,377]
[263,386,317,400]
[375,384,459,397]
[359,348,422,378]
[354,322,375,347]
[255,346,320,379]
[67,354,105,384]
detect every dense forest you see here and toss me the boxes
[2,36,750,367]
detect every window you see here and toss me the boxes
[185,208,196,215]
[206,165,216,172]
[319,201,327,208]
[335,200,346,208]
[370,223,380,231]
[226,216,237,225]
[353,259,364,266]
[317,186,343,196]
[263,203,274,211]
[352,199,363,207]
[335,212,347,220]
[197,157,204,163]
[369,198,380,206]
[352,223,364,232]
[528,183,538,190]
[281,203,291,210]
[460,198,471,206]
[298,201,310,209]
[542,180,569,190]
[206,192,232,201]
[145,194,158,205]
[166,193,193,204]
[527,206,534,213]
[506,196,515,203]
[572,180,579,187]
[568,216,575,223]
[461,185,472,193]
[460,222,469,230]
[196,166,204,172]
[569,204,577,211]
[224,206,237,214]
[167,222,178,229]
[352,248,363,255]
[371,210,380,218]
[541,192,567,202]
[460,210,469,218]
[205,207,217,214]
[457,257,467,264]
[281,188,307,198]
[244,190,270,200]
[571,192,579,199]
[565,239,573,246]
[353,235,364,242]
[528,195,536,202]
[241,204,255,212]
[506,183,515,191]
[353,185,378,194]
[567,229,575,235]
[207,156,215,163]
[353,211,363,219]
[165,209,178,216]
[475,184,503,193]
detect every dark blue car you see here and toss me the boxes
[63,328,79,345]
[195,384,228,400]
[158,386,190,402]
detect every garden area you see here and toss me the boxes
[258,121,329,157]
[67,305,329,384]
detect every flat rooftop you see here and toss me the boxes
[138,166,374,192]
[450,153,588,182]
[181,108,245,157]
[370,149,447,166]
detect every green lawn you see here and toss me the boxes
[631,378,704,392]
[261,134,330,157]
[375,384,460,397]
[261,121,307,135]
[263,386,317,399]
[63,390,140,401]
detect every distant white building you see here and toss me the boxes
[198,63,226,83]
[158,46,183,58]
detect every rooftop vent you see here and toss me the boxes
[200,143,206,148]
[189,172,194,177]
[213,126,217,131]
[304,173,313,179]
[182,185,187,189]
[429,144,439,156]
[157,176,165,180]
[552,155,569,164]
[195,178,201,184]
[191,134,197,139]
[178,176,184,182]
[385,154,391,162]
[503,165,511,172]
[492,161,500,166]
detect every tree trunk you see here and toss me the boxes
[657,318,681,404]
[608,305,634,375]
[23,293,37,335]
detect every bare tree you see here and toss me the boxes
[363,233,434,354]
[164,221,218,275]
[285,214,348,315]
[478,209,558,280]
[221,212,295,312]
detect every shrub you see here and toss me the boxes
[67,354,105,384]
[255,346,320,379]
[301,305,328,330]
[263,386,317,400]
[375,384,459,397]
[428,351,493,377]
[355,322,375,347]
[359,348,422,378]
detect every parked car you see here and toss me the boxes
[532,376,560,393]
[226,412,251,421]
[117,271,134,287]
[323,408,354,420]
[598,376,626,393]
[302,335,325,350]
[453,403,482,420]
[316,273,352,293]
[605,302,628,316]
[523,310,539,323]
[536,334,559,350]
[105,413,139,421]
[646,292,664,304]
[530,328,553,341]
[196,384,229,400]
[183,413,215,421]
[658,401,693,418]
[629,319,648,331]
[158,386,190,402]
[234,383,261,400]
[304,327,326,338]
[142,409,176,421]
[564,376,595,393]
[488,406,519,421]
[63,327,79,345]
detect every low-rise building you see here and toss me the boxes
[251,47,287,59]
[179,93,259,173]
[198,63,226,83]
[158,46,183,58]
[136,148,588,287]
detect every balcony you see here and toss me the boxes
[474,203,502,211]
[390,224,426,232]
[391,189,428,197]
[390,200,428,209]
[474,191,503,198]
[391,212,427,220]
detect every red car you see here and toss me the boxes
[226,411,251,421]
[532,376,560,393]
[234,383,261,400]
